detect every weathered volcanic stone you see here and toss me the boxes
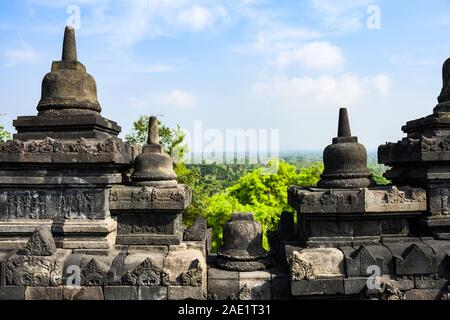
[37,26,101,115]
[184,216,208,241]
[104,286,138,300]
[318,108,375,189]
[22,226,56,256]
[289,248,345,280]
[239,271,272,300]
[122,247,167,286]
[291,279,344,296]
[131,116,177,186]
[207,268,239,300]
[217,212,269,271]
[25,287,64,300]
[62,286,104,300]
[168,286,204,300]
[0,286,25,300]
[162,243,206,291]
[6,249,71,286]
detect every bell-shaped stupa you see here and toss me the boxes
[37,26,101,115]
[131,116,177,186]
[13,26,121,140]
[318,108,375,189]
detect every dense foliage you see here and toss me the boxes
[0,115,11,142]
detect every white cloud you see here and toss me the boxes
[308,0,372,34]
[175,5,215,31]
[371,74,391,97]
[4,43,39,67]
[140,64,174,73]
[252,73,391,108]
[58,0,230,46]
[275,41,344,71]
[156,90,196,109]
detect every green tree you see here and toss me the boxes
[369,164,391,185]
[203,161,324,251]
[0,115,11,142]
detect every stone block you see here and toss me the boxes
[25,287,64,300]
[342,244,392,277]
[240,270,271,281]
[388,278,414,291]
[290,248,345,280]
[238,279,271,300]
[207,267,239,300]
[62,286,104,300]
[0,250,15,286]
[208,267,239,280]
[167,286,204,300]
[288,186,426,214]
[414,277,448,290]
[271,271,290,300]
[184,216,207,241]
[104,286,138,300]
[0,188,109,221]
[137,286,167,300]
[6,249,71,286]
[116,214,183,246]
[53,217,117,250]
[291,279,344,296]
[162,244,206,295]
[344,278,368,295]
[110,185,191,211]
[385,242,437,275]
[0,286,24,300]
[62,250,122,286]
[122,247,167,286]
[208,278,239,300]
[403,289,443,300]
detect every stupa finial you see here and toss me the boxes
[434,57,450,113]
[148,116,159,145]
[62,26,77,61]
[337,108,352,137]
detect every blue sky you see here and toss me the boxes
[1,0,450,152]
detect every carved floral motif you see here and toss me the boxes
[131,187,153,202]
[6,255,63,286]
[123,258,161,286]
[385,187,406,204]
[290,252,315,281]
[81,259,107,286]
[179,259,202,286]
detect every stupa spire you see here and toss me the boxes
[148,116,159,145]
[337,108,351,137]
[62,26,77,61]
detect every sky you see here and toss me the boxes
[1,0,450,154]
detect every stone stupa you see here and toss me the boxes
[318,108,375,189]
